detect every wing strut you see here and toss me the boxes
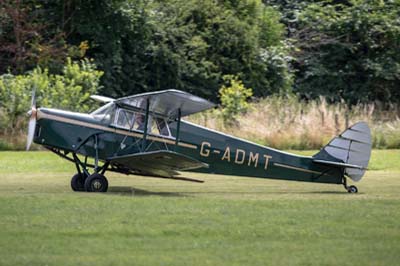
[175,108,181,151]
[141,98,150,151]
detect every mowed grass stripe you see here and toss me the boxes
[0,150,399,266]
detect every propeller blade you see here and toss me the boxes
[26,116,36,151]
[31,89,36,108]
[26,89,37,151]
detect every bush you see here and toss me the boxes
[0,58,103,148]
[219,75,253,125]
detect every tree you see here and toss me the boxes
[145,0,290,100]
[62,0,154,97]
[1,0,291,100]
[292,0,400,104]
[0,0,71,74]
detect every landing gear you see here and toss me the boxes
[84,173,108,192]
[343,178,358,193]
[346,185,358,193]
[48,138,111,193]
[71,150,110,193]
[71,172,109,192]
[71,173,86,191]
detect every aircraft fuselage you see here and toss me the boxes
[34,107,343,184]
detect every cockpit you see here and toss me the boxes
[91,103,172,138]
[89,90,215,141]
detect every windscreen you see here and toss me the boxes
[91,102,116,124]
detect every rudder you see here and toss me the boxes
[313,122,372,182]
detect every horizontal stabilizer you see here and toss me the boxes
[109,150,208,178]
[313,160,366,170]
[313,122,372,182]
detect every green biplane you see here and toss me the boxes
[26,90,371,193]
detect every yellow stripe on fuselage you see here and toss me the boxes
[37,110,197,150]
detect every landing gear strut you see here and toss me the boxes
[71,152,110,193]
[343,178,358,193]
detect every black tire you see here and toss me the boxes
[71,173,85,192]
[347,185,358,193]
[84,173,108,192]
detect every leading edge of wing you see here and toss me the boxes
[108,150,208,177]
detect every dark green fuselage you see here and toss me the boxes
[34,107,343,184]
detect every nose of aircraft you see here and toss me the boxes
[26,90,37,151]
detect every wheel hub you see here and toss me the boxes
[82,173,108,192]
[93,180,102,190]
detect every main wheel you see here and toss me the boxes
[347,185,358,193]
[71,173,85,192]
[84,173,108,192]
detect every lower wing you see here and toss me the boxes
[108,150,208,178]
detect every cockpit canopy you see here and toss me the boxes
[91,103,172,137]
[90,89,215,138]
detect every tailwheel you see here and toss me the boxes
[347,185,358,194]
[71,173,86,192]
[84,173,108,192]
[343,177,358,194]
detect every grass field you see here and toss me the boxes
[0,150,399,266]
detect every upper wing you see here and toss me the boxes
[115,89,216,119]
[108,150,208,178]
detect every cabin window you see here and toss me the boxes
[133,113,146,131]
[115,108,171,137]
[148,117,171,137]
[116,109,136,130]
[114,109,147,132]
[150,118,160,135]
[156,118,170,136]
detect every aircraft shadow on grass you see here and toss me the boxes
[107,186,352,197]
[107,186,186,197]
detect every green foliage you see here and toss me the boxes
[12,0,288,99]
[64,0,152,97]
[0,74,33,132]
[0,59,103,134]
[38,58,103,112]
[1,0,400,106]
[146,0,289,100]
[219,75,253,124]
[0,0,81,74]
[293,0,400,104]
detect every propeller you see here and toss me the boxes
[26,89,37,151]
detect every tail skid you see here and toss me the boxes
[313,122,372,183]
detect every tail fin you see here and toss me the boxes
[313,122,372,182]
